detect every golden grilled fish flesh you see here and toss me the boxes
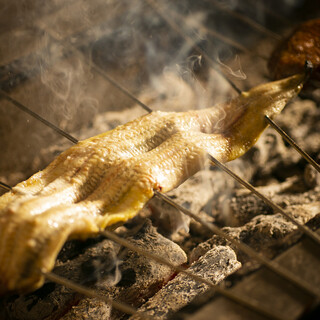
[0,74,304,294]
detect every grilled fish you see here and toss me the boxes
[0,74,304,294]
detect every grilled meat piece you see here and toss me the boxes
[269,19,320,85]
[0,74,304,294]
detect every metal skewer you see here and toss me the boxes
[44,271,151,320]
[155,191,320,300]
[265,115,320,173]
[208,0,282,41]
[0,181,12,191]
[102,229,289,320]
[208,155,320,246]
[198,24,268,60]
[42,30,154,114]
[165,7,268,61]
[144,0,242,94]
[0,90,79,144]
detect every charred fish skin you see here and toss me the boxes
[0,74,304,295]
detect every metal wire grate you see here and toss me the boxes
[0,1,319,319]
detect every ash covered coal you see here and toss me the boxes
[0,220,186,320]
[129,246,240,320]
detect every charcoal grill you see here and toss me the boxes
[0,1,320,319]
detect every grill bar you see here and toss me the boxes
[144,0,242,94]
[1,2,320,319]
[208,0,282,40]
[43,32,153,114]
[0,30,319,318]
[0,182,11,191]
[102,229,288,320]
[44,271,151,320]
[208,155,320,246]
[155,191,320,300]
[265,115,320,173]
[0,90,79,144]
[197,23,268,60]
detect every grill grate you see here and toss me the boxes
[0,1,320,319]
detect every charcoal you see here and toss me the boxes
[0,239,120,320]
[60,298,112,320]
[214,182,320,226]
[304,162,320,189]
[179,229,320,320]
[129,245,241,320]
[190,201,320,265]
[1,220,186,320]
[60,220,187,320]
[148,170,219,236]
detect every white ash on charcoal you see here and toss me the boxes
[213,179,320,226]
[176,227,320,320]
[190,204,320,272]
[0,220,187,320]
[275,100,320,155]
[144,157,256,253]
[109,221,187,306]
[147,166,249,238]
[129,246,241,320]
[304,160,320,189]
[207,97,320,228]
[0,237,119,320]
[62,220,187,320]
[247,98,320,184]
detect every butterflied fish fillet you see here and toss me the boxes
[0,74,304,294]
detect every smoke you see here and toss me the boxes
[0,0,285,184]
[41,60,73,102]
[80,248,122,287]
[40,54,99,128]
[216,54,247,80]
